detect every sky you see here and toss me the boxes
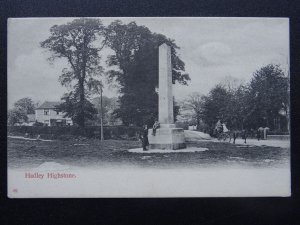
[7,17,289,108]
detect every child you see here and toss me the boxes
[152,121,160,136]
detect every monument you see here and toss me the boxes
[148,43,186,150]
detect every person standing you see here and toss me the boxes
[139,125,149,151]
[257,127,263,141]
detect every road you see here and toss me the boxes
[184,130,290,148]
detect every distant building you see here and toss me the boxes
[35,101,73,126]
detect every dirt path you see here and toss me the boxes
[184,130,290,148]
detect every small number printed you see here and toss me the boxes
[12,188,18,193]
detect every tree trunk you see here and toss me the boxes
[196,116,200,130]
[79,37,87,128]
[286,111,289,133]
[100,87,104,141]
[79,78,85,128]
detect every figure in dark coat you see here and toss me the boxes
[257,127,263,141]
[139,125,149,151]
[241,129,248,144]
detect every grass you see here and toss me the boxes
[7,137,290,169]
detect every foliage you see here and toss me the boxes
[201,64,289,132]
[175,121,189,130]
[105,21,190,126]
[8,97,36,125]
[57,92,97,126]
[91,96,120,125]
[14,97,35,114]
[41,18,106,127]
[202,85,232,129]
[8,109,27,125]
[182,92,205,129]
[33,121,44,127]
[245,64,289,129]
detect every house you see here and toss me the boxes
[35,101,73,126]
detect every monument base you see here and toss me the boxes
[148,124,186,150]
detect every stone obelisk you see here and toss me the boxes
[148,43,186,150]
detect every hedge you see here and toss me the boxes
[267,131,290,135]
[7,125,142,140]
[175,121,189,130]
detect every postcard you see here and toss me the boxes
[7,17,290,197]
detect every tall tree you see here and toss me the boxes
[92,96,119,125]
[182,92,205,129]
[105,21,190,126]
[245,64,289,129]
[57,92,97,126]
[41,18,106,127]
[14,97,35,114]
[201,64,289,132]
[202,85,231,130]
[202,82,252,131]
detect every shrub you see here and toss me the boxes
[33,121,44,127]
[175,121,189,130]
[268,131,290,135]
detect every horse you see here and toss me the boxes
[229,130,248,144]
[213,121,248,144]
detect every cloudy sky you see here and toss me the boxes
[7,17,289,108]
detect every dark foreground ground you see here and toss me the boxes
[8,137,290,169]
